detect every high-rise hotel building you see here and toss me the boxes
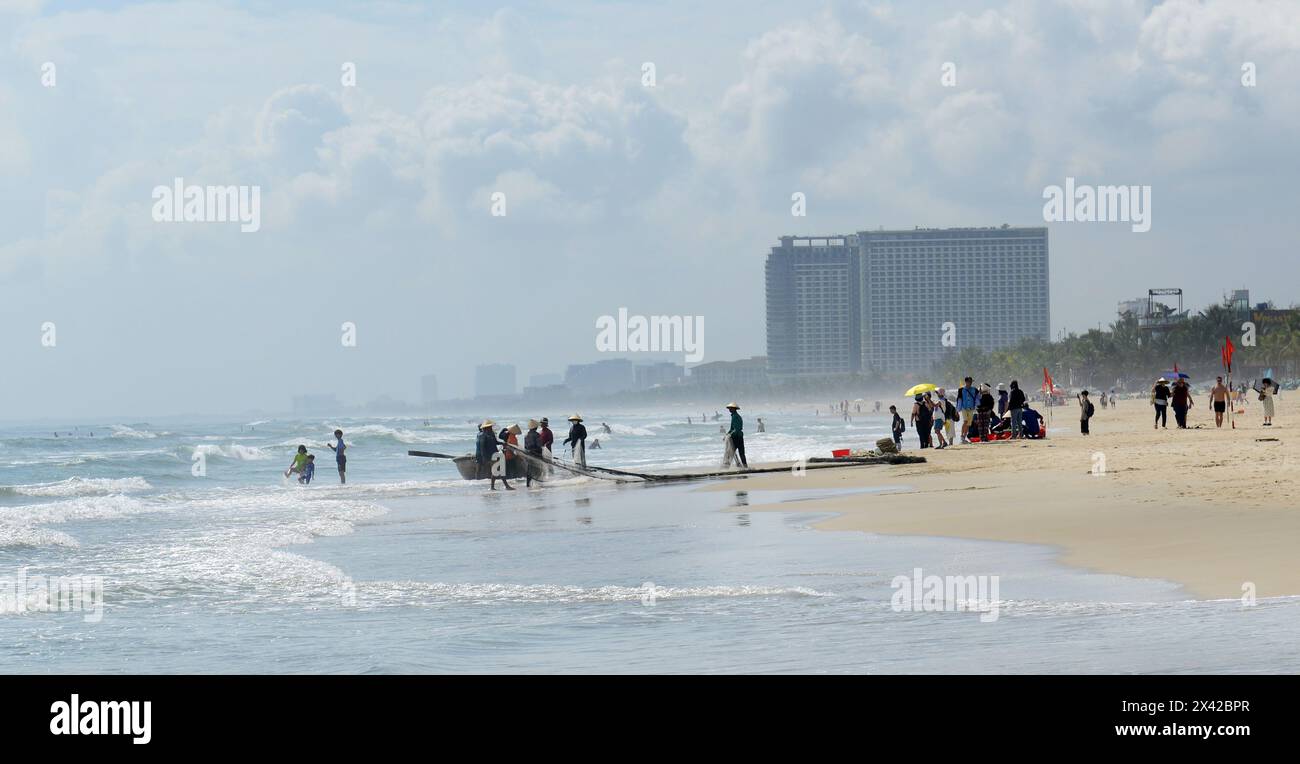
[766,227,1050,376]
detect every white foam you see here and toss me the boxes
[0,476,152,497]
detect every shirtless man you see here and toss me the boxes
[1209,376,1231,428]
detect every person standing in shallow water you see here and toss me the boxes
[475,421,512,491]
[563,414,588,467]
[725,403,748,468]
[327,429,346,484]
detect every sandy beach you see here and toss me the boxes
[712,394,1297,600]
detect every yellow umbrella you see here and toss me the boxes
[905,383,937,397]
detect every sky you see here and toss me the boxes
[1,0,1298,418]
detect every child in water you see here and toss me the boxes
[285,445,309,478]
[299,454,316,484]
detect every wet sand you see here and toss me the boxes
[705,393,1297,599]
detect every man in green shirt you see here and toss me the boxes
[726,402,748,468]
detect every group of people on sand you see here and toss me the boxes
[285,429,347,485]
[473,415,591,490]
[1151,375,1280,430]
[899,378,1045,450]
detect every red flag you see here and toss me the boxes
[1173,362,1180,374]
[1042,367,1053,394]
[1223,336,1235,372]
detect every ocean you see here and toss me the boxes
[3,410,1298,673]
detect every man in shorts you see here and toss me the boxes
[956,377,978,444]
[1209,376,1231,428]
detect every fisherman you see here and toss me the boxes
[505,424,523,479]
[756,417,766,433]
[476,420,512,490]
[725,402,748,468]
[538,417,555,478]
[563,414,588,467]
[523,419,544,487]
[601,422,612,435]
[539,417,554,455]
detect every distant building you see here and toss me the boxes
[765,227,1050,376]
[565,359,637,395]
[1117,298,1149,318]
[689,356,768,388]
[474,363,516,398]
[292,394,341,415]
[420,374,438,407]
[528,373,563,387]
[765,236,861,378]
[634,361,683,389]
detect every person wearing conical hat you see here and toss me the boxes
[725,403,747,468]
[563,414,588,467]
[524,420,544,487]
[475,420,513,490]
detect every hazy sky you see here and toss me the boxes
[2,0,1298,418]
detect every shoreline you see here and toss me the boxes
[703,394,1297,600]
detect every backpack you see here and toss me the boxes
[945,401,958,420]
[1086,401,1095,418]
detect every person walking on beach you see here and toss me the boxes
[956,377,978,444]
[1007,380,1027,439]
[1171,378,1193,429]
[475,421,509,490]
[726,403,748,468]
[1151,378,1171,429]
[890,405,905,449]
[1209,377,1231,428]
[1254,378,1279,426]
[326,429,347,484]
[910,394,932,449]
[930,393,949,449]
[563,414,588,467]
[1078,390,1094,435]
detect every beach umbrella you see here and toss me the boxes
[904,383,937,396]
[1163,371,1190,379]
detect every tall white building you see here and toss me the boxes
[767,226,1050,376]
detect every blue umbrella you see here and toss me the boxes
[1163,371,1190,379]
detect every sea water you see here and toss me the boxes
[3,412,1298,673]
